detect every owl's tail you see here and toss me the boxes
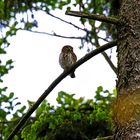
[70,71,76,78]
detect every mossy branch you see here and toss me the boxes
[7,40,117,140]
[66,10,119,25]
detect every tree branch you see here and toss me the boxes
[66,11,119,25]
[101,51,117,74]
[92,135,113,140]
[46,11,89,32]
[7,40,117,140]
[24,29,84,40]
[92,27,117,74]
[98,36,110,42]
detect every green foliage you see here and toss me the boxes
[21,87,115,140]
[0,59,14,82]
[0,12,24,139]
[0,88,26,139]
[1,0,72,29]
[0,31,25,139]
[72,0,117,41]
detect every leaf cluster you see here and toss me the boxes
[71,0,118,44]
[20,86,115,140]
[0,89,26,139]
[1,0,71,29]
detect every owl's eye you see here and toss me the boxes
[69,47,73,51]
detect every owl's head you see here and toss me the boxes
[61,45,73,53]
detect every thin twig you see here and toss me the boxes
[66,11,119,25]
[92,135,113,140]
[102,51,117,74]
[24,29,84,40]
[93,28,117,74]
[98,36,110,42]
[47,11,89,32]
[7,40,117,140]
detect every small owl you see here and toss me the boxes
[59,45,77,78]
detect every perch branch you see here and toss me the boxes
[7,40,117,140]
[66,11,119,25]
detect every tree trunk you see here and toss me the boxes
[114,0,140,139]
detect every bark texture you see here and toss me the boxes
[115,0,140,139]
[117,0,140,94]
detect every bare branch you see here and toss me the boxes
[98,36,110,42]
[47,11,89,32]
[7,40,117,140]
[66,11,119,25]
[24,29,84,40]
[95,36,117,75]
[92,135,113,140]
[102,51,117,74]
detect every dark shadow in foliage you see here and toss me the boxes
[46,119,113,140]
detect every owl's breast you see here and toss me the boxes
[59,53,74,70]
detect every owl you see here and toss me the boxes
[59,45,77,78]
